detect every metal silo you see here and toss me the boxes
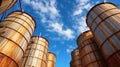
[77,30,106,67]
[46,52,56,67]
[0,0,17,14]
[70,48,82,67]
[86,2,120,67]
[20,41,32,67]
[23,36,48,67]
[0,11,36,67]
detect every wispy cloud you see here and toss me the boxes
[66,45,76,53]
[72,0,100,34]
[79,0,90,5]
[73,9,83,16]
[23,0,75,40]
[47,22,75,40]
[73,0,93,16]
[73,16,89,34]
[24,0,59,23]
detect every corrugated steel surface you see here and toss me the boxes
[20,42,32,67]
[77,30,106,67]
[70,60,82,67]
[0,53,17,67]
[0,0,17,14]
[86,2,120,67]
[46,52,56,67]
[70,48,82,67]
[0,11,36,67]
[23,36,48,67]
[71,48,80,61]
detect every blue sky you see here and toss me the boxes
[0,0,119,67]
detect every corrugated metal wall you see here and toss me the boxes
[46,52,56,67]
[76,30,106,67]
[70,48,82,67]
[0,1,56,66]
[86,2,120,67]
[0,0,17,14]
[21,36,49,67]
[0,11,36,67]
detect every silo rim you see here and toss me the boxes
[76,30,90,46]
[71,48,79,56]
[48,52,56,57]
[32,36,49,44]
[86,2,117,25]
[7,11,36,29]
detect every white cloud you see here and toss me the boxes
[66,45,76,53]
[47,22,75,40]
[73,9,83,16]
[73,0,93,16]
[24,0,31,4]
[23,0,76,40]
[84,3,93,10]
[71,0,98,35]
[23,0,59,23]
[73,16,89,34]
[78,16,89,33]
[79,0,89,5]
[66,49,72,53]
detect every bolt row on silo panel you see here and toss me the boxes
[0,0,17,14]
[86,2,120,67]
[77,30,106,67]
[47,52,56,67]
[0,11,36,67]
[70,48,82,67]
[22,36,48,67]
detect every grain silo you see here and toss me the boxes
[70,48,82,67]
[0,11,36,67]
[20,41,32,67]
[22,36,48,67]
[86,2,120,67]
[77,30,107,67]
[0,0,17,14]
[46,52,56,67]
